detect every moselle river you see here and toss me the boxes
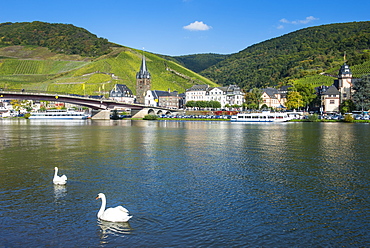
[0,119,369,247]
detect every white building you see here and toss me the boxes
[185,85,209,102]
[185,84,244,108]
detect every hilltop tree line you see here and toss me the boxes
[199,21,370,89]
[0,21,116,57]
[160,53,229,73]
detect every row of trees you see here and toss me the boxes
[185,100,221,109]
[185,100,244,110]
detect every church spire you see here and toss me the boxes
[136,53,152,104]
[136,55,151,79]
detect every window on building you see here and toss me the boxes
[330,100,335,104]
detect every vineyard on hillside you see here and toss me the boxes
[293,74,334,86]
[0,59,88,75]
[351,60,370,78]
[0,46,217,96]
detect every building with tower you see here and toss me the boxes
[318,63,359,113]
[334,63,353,103]
[136,55,151,104]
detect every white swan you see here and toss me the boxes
[96,193,132,222]
[53,167,67,185]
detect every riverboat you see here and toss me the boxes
[230,111,290,122]
[29,110,89,120]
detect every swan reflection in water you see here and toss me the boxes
[53,184,67,199]
[97,219,132,241]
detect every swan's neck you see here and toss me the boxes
[98,196,106,218]
[54,168,58,178]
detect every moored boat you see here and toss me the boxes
[230,111,289,122]
[29,109,89,120]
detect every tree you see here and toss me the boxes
[10,99,33,113]
[352,74,370,111]
[294,83,317,110]
[196,101,207,109]
[260,104,269,110]
[10,100,22,112]
[340,99,355,114]
[286,91,304,110]
[209,100,221,109]
[185,100,196,108]
[244,88,262,110]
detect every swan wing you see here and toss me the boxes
[53,175,67,185]
[116,206,129,213]
[100,207,132,222]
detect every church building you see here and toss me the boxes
[136,55,151,104]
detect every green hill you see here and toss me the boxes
[159,53,229,73]
[0,21,115,57]
[0,46,216,95]
[0,22,217,95]
[199,21,370,89]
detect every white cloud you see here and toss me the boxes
[279,18,290,24]
[278,16,319,28]
[183,21,212,31]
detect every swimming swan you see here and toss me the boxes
[96,193,132,222]
[53,167,67,185]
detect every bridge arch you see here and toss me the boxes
[147,109,156,115]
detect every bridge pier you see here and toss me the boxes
[91,110,111,120]
[131,109,149,118]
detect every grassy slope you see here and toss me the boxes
[0,46,217,95]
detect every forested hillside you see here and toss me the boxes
[200,21,370,89]
[0,21,116,57]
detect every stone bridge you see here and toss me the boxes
[0,90,179,119]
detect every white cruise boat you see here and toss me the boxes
[230,111,290,122]
[29,109,89,120]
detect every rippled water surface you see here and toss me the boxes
[0,119,369,247]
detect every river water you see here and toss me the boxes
[0,119,369,247]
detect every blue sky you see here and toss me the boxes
[1,0,370,56]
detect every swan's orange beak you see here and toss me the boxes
[96,196,99,200]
